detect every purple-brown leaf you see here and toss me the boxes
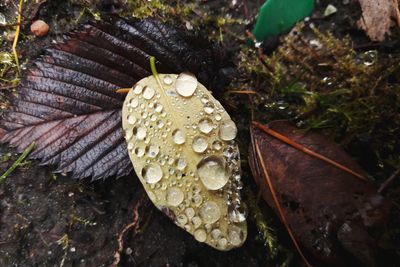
[0,17,226,180]
[249,120,390,267]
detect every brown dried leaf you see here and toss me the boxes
[249,120,390,266]
[0,17,226,180]
[357,0,400,41]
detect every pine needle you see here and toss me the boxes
[12,0,23,75]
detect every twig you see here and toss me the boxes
[116,88,131,94]
[252,122,367,181]
[378,166,400,193]
[253,139,312,267]
[112,194,145,267]
[12,0,23,75]
[392,0,400,26]
[0,142,35,183]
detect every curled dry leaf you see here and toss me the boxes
[357,0,400,41]
[0,17,227,180]
[122,72,247,250]
[249,120,390,266]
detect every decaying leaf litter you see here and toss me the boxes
[0,0,398,266]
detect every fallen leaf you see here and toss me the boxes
[357,0,400,41]
[249,120,390,266]
[0,17,227,180]
[122,71,246,250]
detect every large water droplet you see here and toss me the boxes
[199,201,221,224]
[197,156,229,190]
[142,163,163,184]
[194,229,207,242]
[166,187,184,206]
[136,127,147,140]
[192,136,208,153]
[143,86,155,100]
[172,129,186,145]
[198,118,213,134]
[219,120,237,141]
[176,73,198,97]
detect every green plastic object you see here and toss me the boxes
[252,0,315,42]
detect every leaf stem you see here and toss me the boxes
[150,56,158,77]
[0,142,35,183]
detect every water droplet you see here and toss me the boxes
[197,156,229,190]
[127,142,134,150]
[211,229,221,239]
[124,128,133,140]
[192,136,208,153]
[129,97,139,108]
[218,238,227,249]
[134,146,145,157]
[136,127,147,140]
[204,102,215,114]
[127,114,137,125]
[154,103,163,113]
[198,118,213,134]
[176,214,188,225]
[191,194,203,207]
[150,114,157,121]
[194,229,207,242]
[176,73,198,97]
[142,163,163,184]
[143,86,155,100]
[166,187,184,206]
[133,84,143,94]
[147,144,160,158]
[172,129,186,145]
[228,205,247,222]
[185,207,195,220]
[219,120,237,141]
[163,75,173,85]
[176,158,187,171]
[212,140,222,150]
[199,201,221,224]
[192,216,202,229]
[157,120,164,129]
[228,226,244,246]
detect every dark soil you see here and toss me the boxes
[0,0,399,266]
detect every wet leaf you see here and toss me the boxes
[357,0,400,41]
[121,71,247,250]
[249,120,390,266]
[0,17,227,180]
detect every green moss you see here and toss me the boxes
[244,24,400,179]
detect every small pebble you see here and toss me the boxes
[30,20,49,37]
